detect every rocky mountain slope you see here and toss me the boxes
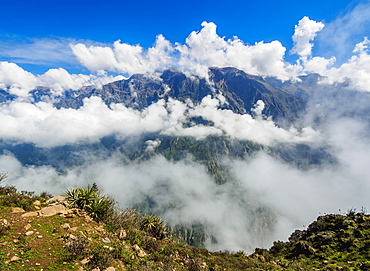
[1,181,369,270]
[50,67,305,124]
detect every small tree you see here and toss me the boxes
[0,172,7,184]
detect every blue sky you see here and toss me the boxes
[0,0,369,79]
[0,0,353,46]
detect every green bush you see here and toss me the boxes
[64,184,115,223]
[86,195,115,222]
[141,214,167,240]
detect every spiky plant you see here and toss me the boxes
[64,187,82,208]
[141,214,167,240]
[76,185,98,209]
[86,195,115,221]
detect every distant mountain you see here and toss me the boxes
[50,67,306,125]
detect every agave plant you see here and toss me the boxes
[86,195,115,221]
[141,214,166,239]
[64,187,82,208]
[64,185,98,209]
[76,185,98,209]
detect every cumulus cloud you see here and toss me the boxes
[0,62,125,96]
[305,37,370,91]
[290,16,325,61]
[0,62,38,96]
[71,34,174,75]
[176,21,298,80]
[70,21,300,80]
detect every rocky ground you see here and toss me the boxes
[1,187,370,270]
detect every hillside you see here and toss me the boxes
[1,178,369,270]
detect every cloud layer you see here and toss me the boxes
[0,95,316,148]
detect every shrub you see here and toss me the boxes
[65,185,98,209]
[106,208,142,232]
[0,185,17,196]
[141,214,167,240]
[86,195,115,222]
[64,184,115,223]
[65,236,89,261]
[88,246,113,270]
[39,191,53,199]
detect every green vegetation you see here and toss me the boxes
[0,173,369,270]
[253,210,370,270]
[64,183,114,221]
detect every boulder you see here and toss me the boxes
[46,195,67,204]
[11,207,25,213]
[40,204,69,217]
[21,212,39,217]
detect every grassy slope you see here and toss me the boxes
[1,186,369,270]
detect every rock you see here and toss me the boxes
[0,219,10,228]
[137,250,148,258]
[25,231,34,236]
[21,212,39,217]
[102,237,111,243]
[132,244,147,257]
[91,269,100,271]
[69,226,78,232]
[33,200,41,206]
[24,224,32,230]
[5,255,20,264]
[61,223,71,229]
[46,195,66,204]
[118,229,127,240]
[40,204,69,217]
[67,234,77,240]
[11,207,25,213]
[80,256,92,265]
[104,267,116,271]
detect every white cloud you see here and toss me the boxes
[0,95,316,148]
[71,21,300,80]
[177,21,298,80]
[290,16,324,62]
[0,62,38,96]
[305,37,370,92]
[71,34,174,75]
[0,62,125,97]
